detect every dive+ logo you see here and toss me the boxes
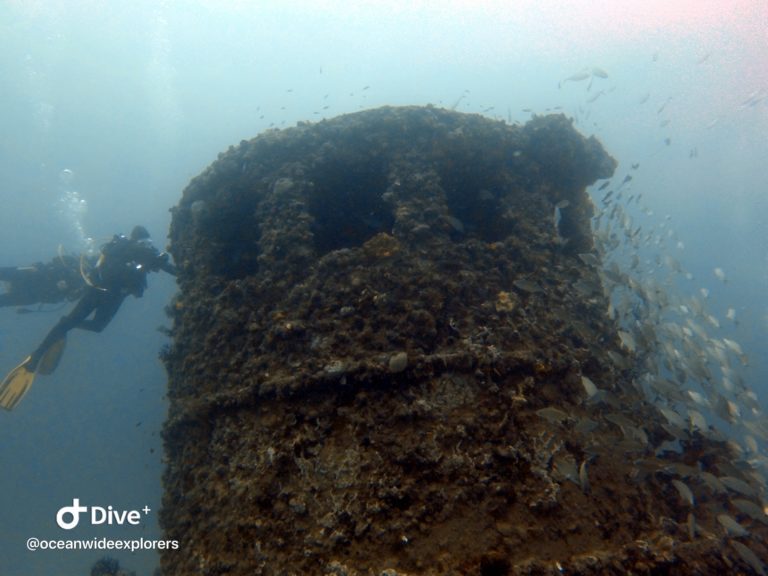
[56,499,150,530]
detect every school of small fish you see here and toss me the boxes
[541,57,765,570]
[577,132,764,570]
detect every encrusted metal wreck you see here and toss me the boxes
[160,106,767,575]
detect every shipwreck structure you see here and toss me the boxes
[160,106,767,575]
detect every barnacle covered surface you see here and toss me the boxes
[161,106,767,575]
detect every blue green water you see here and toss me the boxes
[1,2,766,574]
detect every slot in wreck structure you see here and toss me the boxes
[161,106,768,575]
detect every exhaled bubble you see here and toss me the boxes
[56,168,91,252]
[58,168,74,186]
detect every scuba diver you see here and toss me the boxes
[0,226,176,410]
[0,253,86,308]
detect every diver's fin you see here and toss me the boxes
[36,336,67,375]
[0,357,36,411]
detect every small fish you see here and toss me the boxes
[741,90,767,108]
[598,180,611,191]
[687,513,697,540]
[717,513,749,537]
[605,412,634,432]
[686,390,709,407]
[731,541,766,576]
[554,206,563,238]
[572,278,600,297]
[514,278,541,293]
[714,396,740,423]
[672,479,695,506]
[722,338,744,356]
[713,267,727,282]
[536,406,569,425]
[581,376,598,398]
[553,454,580,485]
[726,307,737,322]
[618,330,637,353]
[591,67,609,78]
[618,174,633,188]
[699,472,727,494]
[579,460,591,493]
[688,410,707,431]
[659,406,687,430]
[587,89,605,103]
[578,253,600,267]
[720,476,756,498]
[559,70,591,88]
[564,71,591,82]
[732,499,768,525]
[631,163,640,170]
[639,92,650,104]
[575,417,599,436]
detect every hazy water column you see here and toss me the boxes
[146,2,181,150]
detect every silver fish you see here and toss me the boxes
[717,513,749,537]
[719,476,756,498]
[732,499,768,525]
[559,70,590,88]
[713,267,727,282]
[514,278,541,294]
[579,460,591,493]
[731,541,766,576]
[553,454,580,485]
[563,71,591,82]
[578,253,600,267]
[672,479,695,506]
[587,89,605,103]
[618,330,637,353]
[536,407,569,425]
[581,376,598,398]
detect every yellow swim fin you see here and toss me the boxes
[36,336,67,375]
[0,357,36,411]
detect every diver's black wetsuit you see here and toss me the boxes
[27,228,176,371]
[0,256,85,307]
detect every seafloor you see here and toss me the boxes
[159,106,768,575]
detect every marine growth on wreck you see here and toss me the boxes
[160,106,768,575]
